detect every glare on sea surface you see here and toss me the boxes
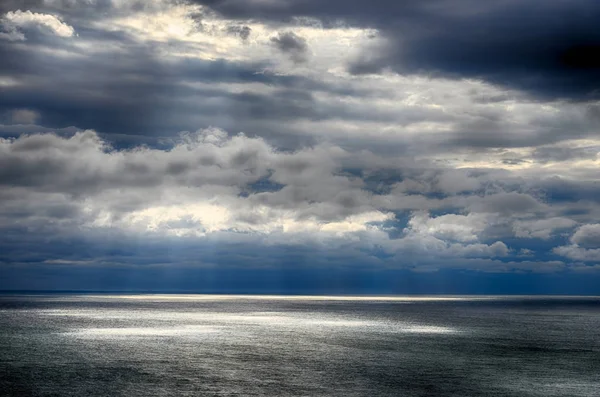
[80,294,492,301]
[38,296,461,339]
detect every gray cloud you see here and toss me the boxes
[513,217,577,240]
[571,224,600,248]
[192,0,600,101]
[0,36,322,143]
[1,0,600,280]
[226,24,251,40]
[1,129,597,271]
[1,2,598,156]
[532,145,599,163]
[270,31,308,63]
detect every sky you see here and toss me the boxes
[1,0,600,294]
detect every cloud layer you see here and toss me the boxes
[1,0,600,291]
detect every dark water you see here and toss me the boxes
[1,295,599,396]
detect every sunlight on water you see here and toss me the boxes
[42,308,461,336]
[66,326,220,337]
[64,323,458,338]
[83,294,491,302]
[2,295,599,396]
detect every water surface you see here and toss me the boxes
[1,294,599,396]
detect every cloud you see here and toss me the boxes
[553,224,600,262]
[270,31,309,63]
[554,245,600,262]
[1,10,75,40]
[226,24,251,40]
[2,128,600,276]
[532,145,599,163]
[2,0,600,288]
[468,192,544,215]
[513,217,577,240]
[10,108,39,124]
[0,3,598,156]
[192,0,600,101]
[570,224,600,248]
[405,211,491,243]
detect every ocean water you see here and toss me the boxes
[1,295,599,396]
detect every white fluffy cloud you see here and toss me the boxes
[553,224,600,262]
[570,224,600,248]
[405,211,491,243]
[1,10,75,40]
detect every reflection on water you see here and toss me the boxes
[50,294,560,301]
[66,326,221,337]
[55,310,459,337]
[1,295,600,396]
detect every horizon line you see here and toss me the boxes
[1,290,599,299]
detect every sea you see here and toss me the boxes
[0,294,599,396]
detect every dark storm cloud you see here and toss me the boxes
[0,35,295,88]
[0,34,326,141]
[270,31,308,63]
[0,28,405,147]
[191,0,600,101]
[5,0,595,155]
[0,4,320,140]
